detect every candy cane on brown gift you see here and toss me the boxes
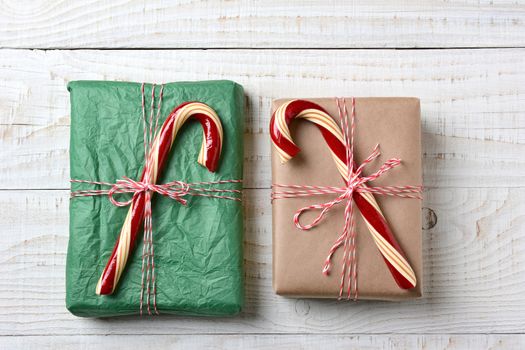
[270,99,419,297]
[94,97,223,299]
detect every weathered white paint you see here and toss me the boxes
[1,2,524,348]
[0,1,524,48]
[1,334,524,350]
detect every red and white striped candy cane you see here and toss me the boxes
[96,101,223,296]
[270,99,417,290]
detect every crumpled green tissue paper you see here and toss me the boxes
[66,80,244,317]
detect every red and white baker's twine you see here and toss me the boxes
[271,98,422,300]
[70,83,242,315]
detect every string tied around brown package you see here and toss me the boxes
[271,97,422,300]
[70,83,242,315]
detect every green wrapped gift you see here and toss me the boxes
[66,80,245,317]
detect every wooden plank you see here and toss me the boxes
[1,334,524,350]
[0,1,524,49]
[1,188,523,335]
[0,48,523,189]
[2,125,524,190]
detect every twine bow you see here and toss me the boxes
[108,177,190,206]
[271,98,422,300]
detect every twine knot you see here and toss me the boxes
[107,176,191,207]
[292,143,402,233]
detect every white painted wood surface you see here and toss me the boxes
[2,334,525,350]
[0,1,524,349]
[0,1,524,48]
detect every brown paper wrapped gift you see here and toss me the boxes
[271,97,422,300]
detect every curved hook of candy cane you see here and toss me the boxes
[143,101,223,183]
[270,100,349,179]
[96,101,223,296]
[164,101,223,172]
[270,99,417,290]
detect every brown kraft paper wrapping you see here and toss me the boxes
[271,97,422,300]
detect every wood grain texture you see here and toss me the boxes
[0,49,523,189]
[1,334,524,350]
[0,1,524,49]
[1,3,524,346]
[1,188,523,335]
